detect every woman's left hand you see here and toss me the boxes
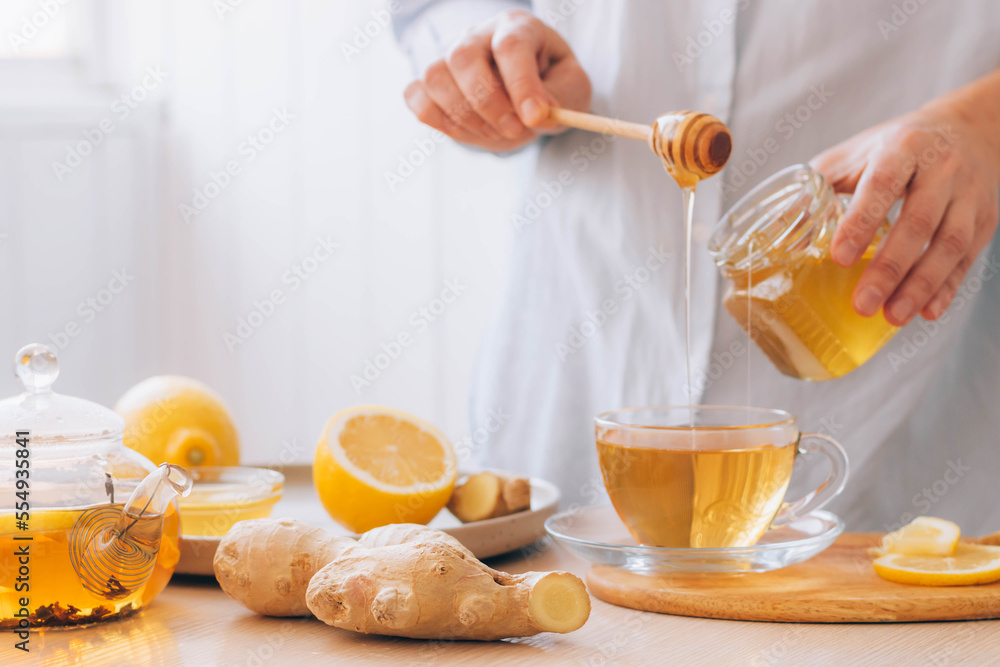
[811,70,1000,326]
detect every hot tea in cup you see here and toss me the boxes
[595,406,848,548]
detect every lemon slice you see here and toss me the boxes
[874,544,1000,586]
[313,406,457,533]
[881,516,961,556]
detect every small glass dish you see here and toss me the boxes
[179,467,284,537]
[545,505,843,574]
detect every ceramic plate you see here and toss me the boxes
[545,505,843,574]
[176,467,560,576]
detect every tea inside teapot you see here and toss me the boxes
[0,344,191,628]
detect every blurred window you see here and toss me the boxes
[0,0,73,59]
[0,0,103,92]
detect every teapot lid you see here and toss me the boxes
[0,344,125,444]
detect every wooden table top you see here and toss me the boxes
[13,539,1000,667]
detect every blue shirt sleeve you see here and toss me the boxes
[392,0,447,43]
[393,0,531,51]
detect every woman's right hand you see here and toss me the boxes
[404,10,592,152]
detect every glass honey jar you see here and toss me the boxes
[708,164,898,381]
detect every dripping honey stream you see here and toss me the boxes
[549,107,733,425]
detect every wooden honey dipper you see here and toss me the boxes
[549,107,733,188]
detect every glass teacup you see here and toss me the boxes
[595,406,848,548]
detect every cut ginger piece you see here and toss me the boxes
[880,516,961,556]
[874,543,1000,586]
[527,571,591,633]
[448,472,531,523]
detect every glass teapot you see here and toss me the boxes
[0,344,192,629]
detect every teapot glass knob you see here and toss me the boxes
[14,343,59,393]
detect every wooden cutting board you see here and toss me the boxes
[586,533,1000,623]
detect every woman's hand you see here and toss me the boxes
[811,70,1000,326]
[403,10,591,153]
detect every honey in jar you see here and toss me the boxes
[708,165,898,381]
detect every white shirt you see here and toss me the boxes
[397,1,1000,533]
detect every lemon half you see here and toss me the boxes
[313,406,457,533]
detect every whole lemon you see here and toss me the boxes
[115,376,240,467]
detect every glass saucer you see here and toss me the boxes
[545,505,843,574]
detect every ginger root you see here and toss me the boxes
[972,531,1000,546]
[213,518,354,616]
[214,519,590,640]
[307,523,590,640]
[447,472,531,523]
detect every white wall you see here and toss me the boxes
[0,0,527,464]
